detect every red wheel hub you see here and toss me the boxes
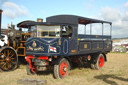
[59,62,68,77]
[99,56,104,68]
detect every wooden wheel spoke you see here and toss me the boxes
[7,62,11,69]
[0,54,2,58]
[7,63,9,69]
[10,61,15,64]
[8,51,12,57]
[5,62,11,70]
[7,50,9,57]
[5,63,8,69]
[9,54,14,58]
[4,50,7,57]
[7,50,14,58]
[0,62,4,65]
[9,58,15,60]
[9,62,12,69]
[1,63,6,68]
[0,60,5,62]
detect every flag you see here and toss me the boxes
[49,46,57,52]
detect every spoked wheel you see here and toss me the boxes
[53,58,70,79]
[0,47,18,71]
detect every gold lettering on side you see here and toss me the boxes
[27,46,44,51]
[84,44,87,48]
[71,50,77,52]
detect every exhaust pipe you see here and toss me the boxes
[0,9,3,37]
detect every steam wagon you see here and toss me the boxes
[25,15,112,79]
[0,9,34,71]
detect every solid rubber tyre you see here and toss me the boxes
[95,54,105,70]
[53,58,70,79]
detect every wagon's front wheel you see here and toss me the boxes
[26,64,37,75]
[0,47,18,71]
[53,58,70,79]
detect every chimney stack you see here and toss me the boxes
[37,18,43,22]
[0,9,3,37]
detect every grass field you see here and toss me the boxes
[0,53,128,85]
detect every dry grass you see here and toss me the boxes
[0,53,128,85]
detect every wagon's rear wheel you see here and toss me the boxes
[91,54,105,70]
[94,54,105,70]
[53,58,70,79]
[0,47,18,71]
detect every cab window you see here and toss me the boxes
[37,25,60,38]
[62,25,73,38]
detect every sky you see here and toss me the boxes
[0,0,128,38]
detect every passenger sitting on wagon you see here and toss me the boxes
[62,25,72,38]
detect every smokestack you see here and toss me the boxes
[0,9,3,37]
[37,18,43,22]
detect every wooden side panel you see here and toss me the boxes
[92,42,103,50]
[79,42,91,51]
[77,40,112,55]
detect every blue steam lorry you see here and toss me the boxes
[25,15,112,79]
